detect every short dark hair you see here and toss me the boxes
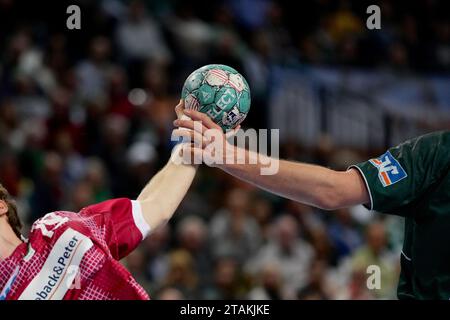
[0,184,22,238]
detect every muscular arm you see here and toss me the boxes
[220,148,369,210]
[136,100,198,231]
[136,144,197,231]
[174,109,369,211]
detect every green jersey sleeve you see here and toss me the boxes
[349,131,450,216]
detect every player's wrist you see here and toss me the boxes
[170,142,194,167]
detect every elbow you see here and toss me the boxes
[317,198,342,211]
[314,176,345,210]
[310,170,362,211]
[315,193,342,211]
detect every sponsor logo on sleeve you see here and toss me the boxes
[369,151,407,187]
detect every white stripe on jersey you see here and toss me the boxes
[131,200,150,238]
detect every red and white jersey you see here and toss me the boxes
[0,198,151,300]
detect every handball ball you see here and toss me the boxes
[181,64,251,132]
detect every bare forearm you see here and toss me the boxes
[137,165,167,201]
[220,148,368,210]
[137,144,197,230]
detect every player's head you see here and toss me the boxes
[0,184,22,238]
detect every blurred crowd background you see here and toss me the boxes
[0,0,449,299]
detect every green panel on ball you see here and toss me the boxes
[197,84,215,105]
[238,91,251,113]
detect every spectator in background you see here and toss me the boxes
[246,215,315,297]
[176,215,213,286]
[249,196,273,242]
[283,200,325,239]
[229,0,272,31]
[388,42,410,71]
[83,158,112,203]
[297,0,364,66]
[210,188,262,264]
[125,140,157,197]
[247,263,284,300]
[433,20,450,71]
[208,5,246,76]
[13,30,58,97]
[166,2,214,69]
[309,226,339,267]
[8,32,52,121]
[140,62,178,146]
[29,152,64,222]
[45,86,82,152]
[68,180,94,212]
[0,100,21,149]
[260,2,295,64]
[327,0,363,45]
[125,247,154,296]
[243,30,271,100]
[116,0,171,65]
[0,151,21,198]
[97,114,130,196]
[142,224,171,290]
[328,208,363,261]
[53,130,85,187]
[75,36,113,102]
[344,222,399,299]
[297,259,333,300]
[161,249,200,299]
[202,257,248,299]
[42,34,70,93]
[16,118,47,183]
[107,67,134,119]
[156,287,185,300]
[345,268,376,300]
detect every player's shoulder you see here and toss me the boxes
[392,130,450,156]
[81,198,131,213]
[395,131,450,175]
[439,130,450,148]
[408,130,449,146]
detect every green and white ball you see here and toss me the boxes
[181,64,251,132]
